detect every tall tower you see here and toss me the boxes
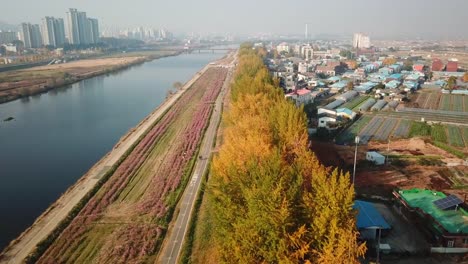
[305,23,308,41]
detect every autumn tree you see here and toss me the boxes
[447,76,457,92]
[347,81,355,91]
[382,57,397,66]
[463,72,468,83]
[208,44,366,263]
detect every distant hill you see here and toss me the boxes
[0,21,18,31]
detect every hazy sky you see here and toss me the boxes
[3,0,468,39]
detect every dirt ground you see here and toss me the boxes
[29,57,144,73]
[0,56,146,103]
[312,138,467,198]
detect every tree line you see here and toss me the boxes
[207,43,366,263]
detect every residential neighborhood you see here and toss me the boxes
[259,35,468,262]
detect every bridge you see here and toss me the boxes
[152,47,235,54]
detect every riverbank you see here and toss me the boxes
[0,50,182,104]
[0,56,214,263]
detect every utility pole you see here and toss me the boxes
[387,137,390,165]
[352,136,360,185]
[376,228,381,264]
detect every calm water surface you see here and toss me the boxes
[0,51,227,249]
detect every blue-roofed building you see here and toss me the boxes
[389,64,402,73]
[364,64,377,73]
[367,73,387,83]
[379,67,393,76]
[330,80,349,93]
[387,73,403,81]
[327,76,341,83]
[385,80,401,89]
[355,82,378,94]
[336,107,356,120]
[403,81,419,91]
[405,73,422,82]
[354,200,391,240]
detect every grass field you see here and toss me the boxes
[35,68,228,263]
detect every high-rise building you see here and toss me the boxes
[352,33,371,49]
[20,23,42,48]
[20,23,32,48]
[30,24,43,48]
[66,8,80,44]
[66,8,99,45]
[88,18,99,44]
[0,31,18,44]
[42,17,66,47]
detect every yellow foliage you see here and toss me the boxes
[209,44,366,263]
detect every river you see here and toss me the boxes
[0,50,228,250]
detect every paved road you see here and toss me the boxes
[0,62,213,264]
[158,52,236,264]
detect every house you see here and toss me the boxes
[336,108,357,120]
[318,114,337,128]
[354,200,391,240]
[285,88,312,106]
[413,64,425,72]
[393,189,468,251]
[366,151,385,165]
[330,80,349,93]
[386,73,403,81]
[447,59,458,72]
[403,81,418,91]
[379,67,394,76]
[389,64,402,73]
[327,76,341,83]
[432,58,445,71]
[316,61,347,77]
[385,80,401,89]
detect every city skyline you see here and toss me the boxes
[1,0,468,39]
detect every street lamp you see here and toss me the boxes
[352,136,360,185]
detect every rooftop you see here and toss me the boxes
[397,188,468,234]
[354,200,391,229]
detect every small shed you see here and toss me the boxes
[354,200,391,240]
[366,151,385,165]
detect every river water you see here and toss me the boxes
[0,51,228,250]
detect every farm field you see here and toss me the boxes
[412,90,467,112]
[336,115,468,151]
[447,126,465,147]
[35,67,228,263]
[335,116,372,144]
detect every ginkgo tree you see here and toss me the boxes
[208,44,366,263]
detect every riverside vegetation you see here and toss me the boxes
[190,44,367,263]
